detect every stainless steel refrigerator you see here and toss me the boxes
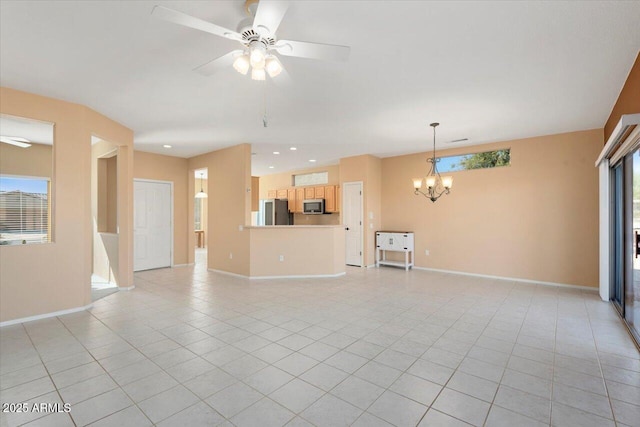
[263,199,293,225]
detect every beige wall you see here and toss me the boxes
[340,154,383,267]
[381,129,602,287]
[133,151,190,265]
[0,87,133,323]
[188,144,252,275]
[605,51,640,141]
[249,226,345,277]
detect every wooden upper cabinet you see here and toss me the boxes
[267,189,277,199]
[336,186,341,213]
[314,186,325,198]
[287,188,296,212]
[324,185,336,212]
[295,188,305,212]
[304,187,315,199]
[276,189,288,199]
[251,177,259,212]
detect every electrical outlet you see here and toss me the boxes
[229,253,233,259]
[425,249,430,256]
[238,225,244,231]
[279,255,284,262]
[369,223,373,229]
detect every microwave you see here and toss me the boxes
[303,199,325,214]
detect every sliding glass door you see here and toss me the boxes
[612,163,624,311]
[612,150,640,344]
[627,151,640,341]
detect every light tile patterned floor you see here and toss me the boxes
[1,263,639,427]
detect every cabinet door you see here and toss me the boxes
[287,188,296,212]
[251,177,259,212]
[267,190,277,199]
[276,189,288,199]
[304,187,315,199]
[336,186,341,213]
[314,186,325,198]
[324,185,336,212]
[296,188,305,212]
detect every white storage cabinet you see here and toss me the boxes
[376,231,414,270]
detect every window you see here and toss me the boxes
[0,176,51,244]
[437,149,511,173]
[293,171,328,187]
[0,114,54,246]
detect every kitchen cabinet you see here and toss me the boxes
[314,187,325,198]
[251,177,259,212]
[267,190,277,199]
[324,185,336,212]
[337,186,341,213]
[276,189,288,199]
[287,188,296,212]
[304,187,315,199]
[295,188,305,213]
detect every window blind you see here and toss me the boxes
[0,178,50,244]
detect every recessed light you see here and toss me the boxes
[163,144,172,148]
[290,147,297,151]
[309,159,316,163]
[273,151,280,155]
[269,166,274,169]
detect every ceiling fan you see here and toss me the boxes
[151,0,350,80]
[0,136,31,148]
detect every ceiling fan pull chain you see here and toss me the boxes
[263,80,268,128]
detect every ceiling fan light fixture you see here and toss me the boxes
[249,44,266,69]
[233,54,250,75]
[265,56,282,77]
[251,68,266,81]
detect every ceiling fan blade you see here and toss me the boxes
[193,50,243,76]
[151,6,242,41]
[0,136,31,148]
[253,0,289,36]
[274,39,350,62]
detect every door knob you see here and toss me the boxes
[345,227,349,230]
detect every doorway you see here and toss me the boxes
[134,179,172,271]
[194,168,208,267]
[343,181,363,267]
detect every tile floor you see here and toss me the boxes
[1,263,639,427]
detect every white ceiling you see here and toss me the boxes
[1,1,639,176]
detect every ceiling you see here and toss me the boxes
[1,1,639,176]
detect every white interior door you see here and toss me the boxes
[343,182,363,267]
[134,180,172,271]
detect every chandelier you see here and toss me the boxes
[413,122,453,202]
[195,172,208,199]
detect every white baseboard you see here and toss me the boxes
[412,266,598,292]
[208,268,249,279]
[250,272,346,280]
[0,303,94,328]
[118,286,135,291]
[173,263,194,268]
[208,268,347,280]
[365,264,377,269]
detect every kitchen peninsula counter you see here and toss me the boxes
[247,225,345,278]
